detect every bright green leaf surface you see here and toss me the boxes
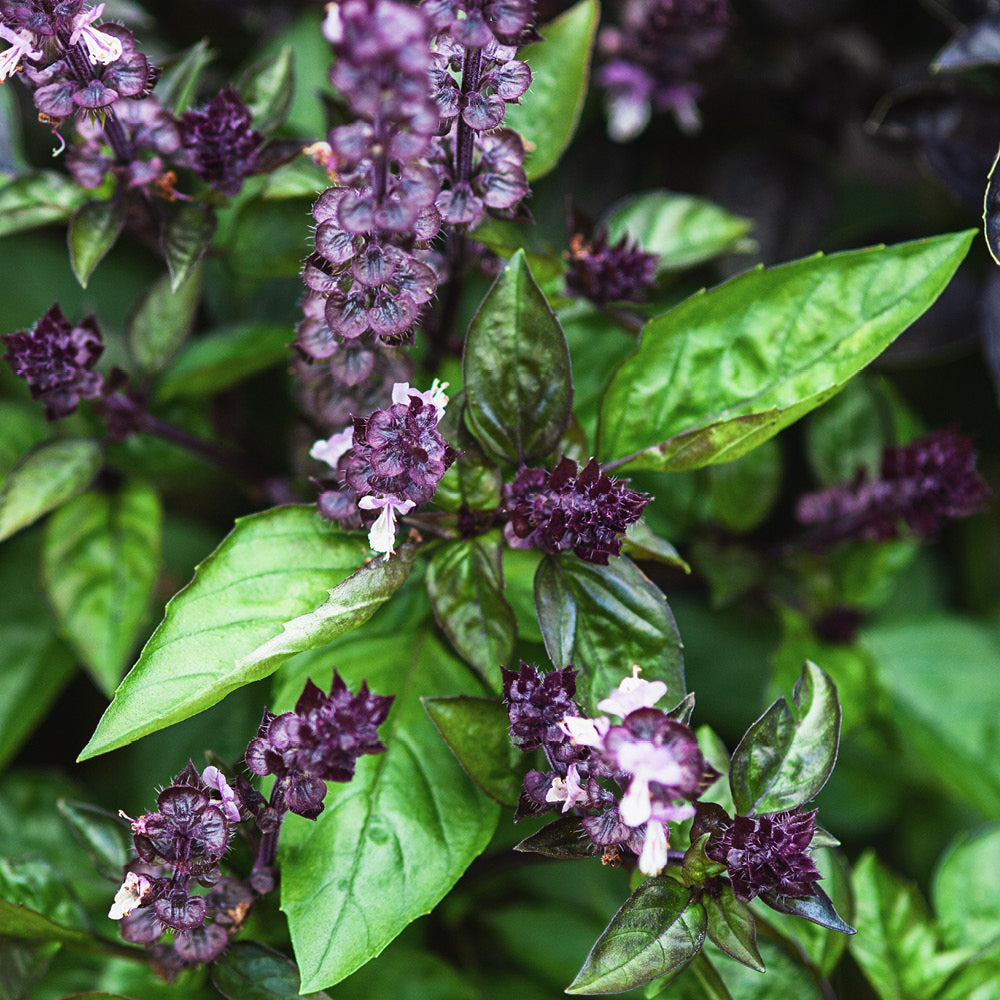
[504,0,598,180]
[279,629,500,992]
[0,438,102,544]
[567,877,705,994]
[68,199,125,288]
[426,536,516,684]
[534,554,685,715]
[42,482,162,697]
[729,662,840,815]
[241,45,295,135]
[604,191,753,272]
[464,250,572,463]
[212,941,331,999]
[157,38,215,115]
[0,401,49,480]
[597,231,974,471]
[125,266,202,376]
[78,506,368,760]
[933,825,1000,955]
[423,696,523,807]
[0,858,93,946]
[0,172,90,238]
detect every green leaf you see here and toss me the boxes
[78,506,368,760]
[0,401,49,480]
[704,884,764,972]
[280,630,500,992]
[0,858,93,947]
[235,545,416,675]
[56,801,130,883]
[729,661,840,816]
[534,553,685,715]
[514,814,598,858]
[157,38,215,116]
[68,198,125,288]
[604,191,753,272]
[433,399,502,513]
[850,852,969,1000]
[212,941,331,999]
[42,482,162,697]
[504,0,598,180]
[622,520,691,572]
[933,825,1000,955]
[597,231,975,472]
[426,536,516,683]
[566,877,706,994]
[759,885,855,935]
[240,45,295,135]
[125,267,202,376]
[463,250,572,463]
[422,696,523,807]
[0,438,102,543]
[161,201,216,292]
[153,323,292,403]
[0,172,90,238]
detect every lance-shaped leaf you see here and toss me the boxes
[504,0,598,181]
[213,941,331,1000]
[760,884,855,935]
[0,171,90,238]
[729,661,840,816]
[534,553,684,716]
[280,630,500,992]
[423,696,524,807]
[597,231,974,471]
[236,545,416,674]
[42,481,162,697]
[78,506,368,760]
[604,191,753,273]
[126,266,202,376]
[705,883,765,973]
[566,876,706,994]
[426,536,516,684]
[0,438,101,543]
[56,801,130,883]
[68,198,125,288]
[162,201,217,292]
[157,38,215,115]
[463,250,572,464]
[514,814,597,858]
[240,45,295,135]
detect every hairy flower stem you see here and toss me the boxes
[454,46,483,182]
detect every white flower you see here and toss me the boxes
[597,665,667,718]
[557,714,610,749]
[322,1,344,44]
[638,819,668,876]
[69,5,124,65]
[0,23,42,82]
[310,427,354,469]
[108,871,152,920]
[544,764,588,812]
[391,378,449,422]
[359,494,415,554]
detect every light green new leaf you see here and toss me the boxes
[504,0,599,180]
[42,482,162,697]
[68,198,125,288]
[598,231,974,471]
[933,825,1000,956]
[534,554,685,715]
[125,266,202,376]
[280,630,499,992]
[0,438,102,543]
[605,191,753,272]
[78,506,368,760]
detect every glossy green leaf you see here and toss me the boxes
[0,859,93,947]
[0,438,102,543]
[280,630,500,992]
[426,536,516,683]
[534,553,685,715]
[759,884,854,935]
[212,941,331,999]
[605,191,753,272]
[850,852,969,1000]
[622,519,691,572]
[597,231,974,472]
[125,266,202,376]
[236,544,416,675]
[433,400,502,513]
[463,250,572,463]
[153,323,292,402]
[423,695,523,807]
[933,825,1000,954]
[78,506,368,760]
[240,45,295,135]
[704,884,764,972]
[42,482,162,697]
[729,662,840,816]
[566,877,706,994]
[157,38,215,116]
[161,201,216,292]
[68,198,125,288]
[0,172,91,238]
[504,0,598,180]
[56,801,130,883]
[514,814,598,858]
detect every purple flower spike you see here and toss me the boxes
[3,303,104,419]
[502,662,580,750]
[245,673,395,820]
[180,87,264,196]
[796,429,992,547]
[565,229,659,305]
[503,457,652,564]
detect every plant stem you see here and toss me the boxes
[691,951,734,1000]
